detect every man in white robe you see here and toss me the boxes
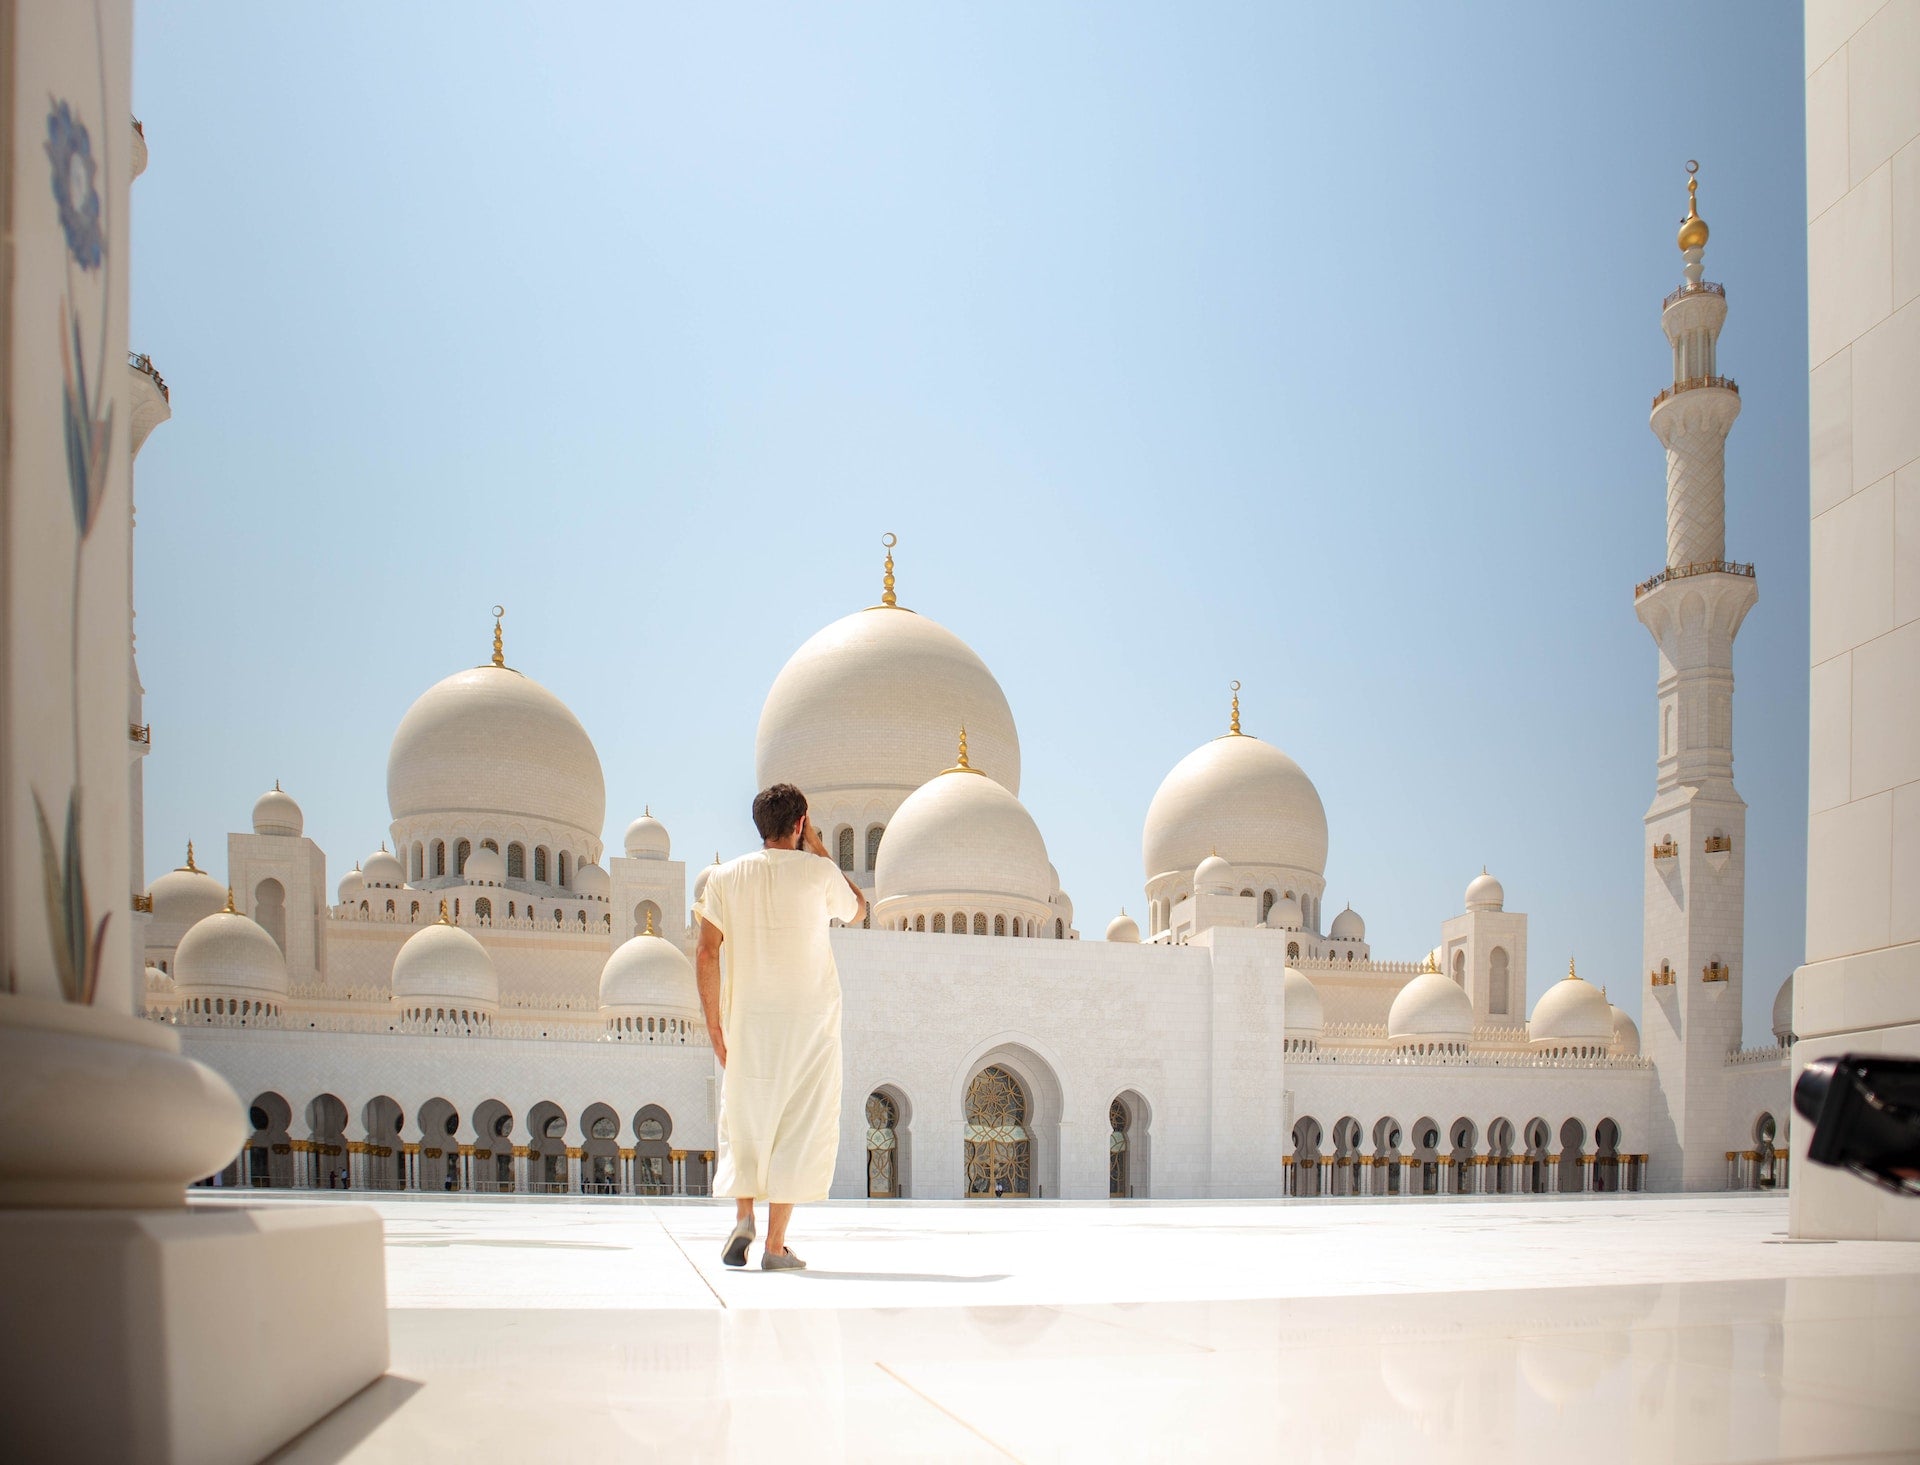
[694,782,865,1269]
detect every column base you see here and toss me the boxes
[0,1201,389,1465]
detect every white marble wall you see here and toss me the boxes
[1794,0,1920,1241]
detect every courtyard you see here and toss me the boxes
[226,1191,1920,1463]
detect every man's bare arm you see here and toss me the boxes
[800,816,867,923]
[695,917,726,1066]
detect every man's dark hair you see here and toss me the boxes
[752,783,808,842]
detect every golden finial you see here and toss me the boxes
[184,840,199,872]
[223,887,236,914]
[274,778,281,792]
[945,725,983,775]
[438,898,451,925]
[489,605,506,668]
[644,804,650,817]
[1229,680,1243,736]
[1567,954,1579,981]
[881,533,898,609]
[1422,950,1439,974]
[644,908,656,937]
[1677,161,1709,253]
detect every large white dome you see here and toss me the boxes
[148,848,227,929]
[387,663,605,838]
[1388,969,1475,1041]
[756,605,1020,798]
[1143,733,1328,882]
[1530,960,1613,1048]
[391,914,498,1010]
[599,933,699,1014]
[174,905,288,1001]
[875,765,1051,908]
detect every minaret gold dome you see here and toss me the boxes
[1677,162,1709,253]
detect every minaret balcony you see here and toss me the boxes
[1650,374,1737,411]
[1703,835,1731,853]
[1650,964,1676,987]
[128,351,173,459]
[1652,837,1678,861]
[1702,961,1730,983]
[1662,280,1725,310]
[1634,559,1755,599]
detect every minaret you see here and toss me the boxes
[1635,164,1758,1192]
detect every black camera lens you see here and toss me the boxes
[1794,1057,1836,1123]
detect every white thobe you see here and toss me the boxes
[694,849,859,1202]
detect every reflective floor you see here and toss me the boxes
[238,1193,1920,1464]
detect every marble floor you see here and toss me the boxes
[226,1191,1920,1464]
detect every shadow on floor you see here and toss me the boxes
[778,1270,1012,1284]
[264,1375,424,1464]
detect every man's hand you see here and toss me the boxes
[708,1024,727,1067]
[800,817,829,859]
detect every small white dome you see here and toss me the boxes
[1282,966,1324,1036]
[174,905,288,1000]
[1388,968,1475,1041]
[338,867,366,904]
[143,963,174,991]
[149,849,229,929]
[1329,905,1365,940]
[599,933,699,1014]
[1465,869,1505,911]
[693,854,722,904]
[573,861,610,899]
[1105,911,1140,943]
[391,911,498,1010]
[1530,959,1614,1048]
[624,811,670,860]
[251,783,303,837]
[1771,974,1794,1045]
[1266,895,1303,931]
[1194,854,1235,896]
[363,847,405,888]
[875,764,1051,909]
[1610,1005,1641,1058]
[463,846,506,886]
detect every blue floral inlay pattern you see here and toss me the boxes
[45,99,104,272]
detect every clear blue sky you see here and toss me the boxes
[129,4,1809,1042]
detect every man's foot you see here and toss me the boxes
[761,1248,806,1271]
[722,1216,755,1268]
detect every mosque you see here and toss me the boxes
[137,174,1792,1204]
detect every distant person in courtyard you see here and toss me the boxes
[694,783,865,1271]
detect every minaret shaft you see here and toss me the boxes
[1638,168,1757,1192]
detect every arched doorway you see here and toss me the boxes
[472,1099,515,1192]
[527,1101,569,1192]
[362,1096,405,1190]
[965,1066,1031,1198]
[1291,1116,1324,1197]
[1754,1113,1779,1190]
[1488,1117,1516,1194]
[306,1094,348,1189]
[1558,1118,1586,1193]
[245,1092,293,1187]
[1448,1118,1477,1194]
[1594,1118,1621,1193]
[1410,1117,1442,1195]
[633,1104,672,1194]
[1373,1117,1404,1195]
[253,879,287,955]
[581,1103,621,1194]
[1331,1116,1363,1196]
[416,1097,462,1192]
[866,1092,902,1198]
[1523,1118,1551,1194]
[1110,1091,1151,1198]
